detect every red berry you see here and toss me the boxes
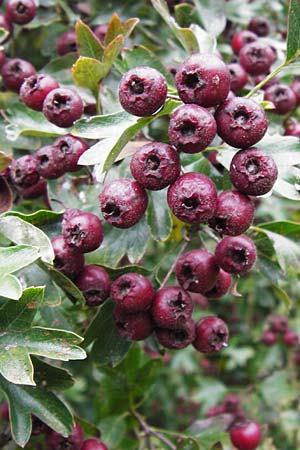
[1,58,36,92]
[81,439,109,450]
[56,30,77,56]
[6,0,36,25]
[51,235,84,280]
[284,120,300,138]
[261,330,277,346]
[205,404,226,417]
[223,393,239,413]
[230,421,262,450]
[205,269,232,299]
[20,73,59,111]
[253,73,279,90]
[248,16,271,37]
[75,265,110,307]
[227,63,248,93]
[291,78,300,105]
[152,286,193,330]
[10,154,40,188]
[46,423,84,450]
[264,84,297,115]
[43,88,83,128]
[215,235,257,274]
[63,211,103,253]
[193,316,229,353]
[268,315,289,334]
[0,51,6,67]
[283,330,298,347]
[53,134,89,172]
[114,308,153,341]
[155,319,196,350]
[0,403,9,421]
[36,145,65,179]
[18,178,47,199]
[111,272,155,314]
[239,42,275,76]
[231,31,257,55]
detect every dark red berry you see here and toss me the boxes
[56,30,77,56]
[209,190,254,236]
[291,78,300,105]
[18,178,47,199]
[63,211,103,253]
[94,24,108,44]
[130,141,180,190]
[230,421,262,450]
[62,208,81,226]
[51,235,84,280]
[100,178,148,228]
[248,16,271,37]
[205,404,226,418]
[1,58,36,92]
[261,330,277,346]
[227,63,248,93]
[155,319,196,350]
[114,308,153,341]
[46,423,84,450]
[0,51,6,67]
[231,31,257,55]
[75,265,110,306]
[43,87,83,128]
[152,286,193,330]
[193,316,229,353]
[294,352,300,366]
[6,0,36,25]
[175,53,230,107]
[0,14,13,43]
[284,120,300,138]
[253,73,279,90]
[239,42,275,76]
[20,73,59,111]
[264,84,296,115]
[176,249,219,294]
[205,269,232,298]
[118,66,167,117]
[111,273,154,314]
[36,145,65,179]
[268,315,289,334]
[0,403,9,421]
[283,330,298,347]
[81,439,109,450]
[229,147,278,196]
[215,97,268,148]
[215,235,257,274]
[168,104,217,153]
[31,416,48,436]
[53,134,88,172]
[10,154,40,188]
[167,172,217,224]
[223,393,239,413]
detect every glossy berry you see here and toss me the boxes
[230,421,262,450]
[264,84,296,115]
[10,155,40,188]
[20,73,59,111]
[209,190,254,236]
[63,211,103,253]
[175,53,230,107]
[176,249,219,294]
[46,423,84,450]
[6,0,36,25]
[75,265,110,307]
[283,330,298,347]
[168,104,217,153]
[53,134,89,172]
[81,439,109,450]
[215,235,257,274]
[291,78,300,105]
[36,145,65,179]
[100,178,148,228]
[1,58,36,92]
[152,286,193,330]
[248,16,271,37]
[284,120,300,138]
[0,14,13,43]
[111,273,154,314]
[56,30,77,56]
[94,24,108,44]
[118,66,167,116]
[43,88,83,128]
[261,330,277,346]
[268,315,289,334]
[231,31,257,55]
[114,308,153,341]
[227,63,248,93]
[130,141,180,190]
[19,178,47,199]
[193,316,229,353]
[215,97,268,148]
[167,172,217,224]
[51,235,84,280]
[239,42,275,76]
[205,269,232,298]
[155,319,196,350]
[230,147,278,196]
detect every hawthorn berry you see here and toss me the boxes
[193,316,229,353]
[230,147,278,196]
[152,286,193,330]
[223,393,240,413]
[264,84,297,115]
[268,315,289,334]
[81,439,109,450]
[230,420,262,450]
[46,423,84,450]
[18,178,47,199]
[215,235,257,274]
[261,330,277,346]
[227,62,248,92]
[111,273,154,314]
[231,30,257,55]
[6,0,37,25]
[51,235,84,279]
[114,308,153,341]
[100,178,148,228]
[167,172,217,224]
[215,97,268,148]
[175,53,231,107]
[248,16,271,36]
[283,330,298,347]
[284,120,300,138]
[56,30,77,55]
[155,319,196,350]
[130,141,181,190]
[168,104,217,153]
[253,73,279,90]
[118,66,167,116]
[75,265,110,307]
[205,269,232,299]
[175,249,219,293]
[36,145,65,179]
[0,51,6,68]
[1,58,36,92]
[63,211,103,253]
[53,134,89,172]
[239,41,275,76]
[20,73,59,111]
[43,87,84,128]
[10,154,40,188]
[291,77,300,105]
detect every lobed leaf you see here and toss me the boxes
[75,20,103,60]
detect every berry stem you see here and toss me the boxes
[131,409,176,450]
[201,227,220,243]
[160,237,190,289]
[245,61,287,98]
[166,94,181,101]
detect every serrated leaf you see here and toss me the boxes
[75,20,103,60]
[194,0,226,37]
[4,209,63,227]
[147,190,172,241]
[32,357,75,391]
[0,245,40,277]
[102,34,124,69]
[0,177,12,213]
[105,14,138,45]
[0,274,22,300]
[72,56,104,97]
[287,0,300,62]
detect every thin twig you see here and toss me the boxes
[201,227,220,243]
[166,94,181,101]
[131,410,176,450]
[160,237,190,288]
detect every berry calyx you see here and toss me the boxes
[42,87,84,128]
[53,134,88,172]
[230,420,262,450]
[239,41,275,76]
[62,211,103,253]
[152,286,193,330]
[20,73,59,111]
[215,235,257,274]
[193,316,229,353]
[51,235,84,280]
[111,272,155,314]
[75,265,110,307]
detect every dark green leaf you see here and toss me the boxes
[75,20,103,60]
[259,220,300,237]
[98,415,127,448]
[259,370,295,407]
[4,209,63,227]
[287,0,300,62]
[32,357,75,390]
[147,190,172,242]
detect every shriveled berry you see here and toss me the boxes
[168,104,217,153]
[81,439,109,450]
[94,24,108,44]
[46,423,84,450]
[205,269,232,298]
[10,155,39,188]
[20,73,59,111]
[264,84,296,115]
[118,66,167,117]
[176,249,219,294]
[268,315,288,334]
[114,308,153,341]
[75,265,110,307]
[284,120,300,138]
[56,30,77,56]
[36,145,65,179]
[155,319,196,350]
[193,316,229,353]
[152,286,193,330]
[100,178,148,228]
[111,273,154,314]
[248,16,271,37]
[167,172,217,224]
[63,211,103,253]
[19,178,47,199]
[283,330,298,347]
[51,235,84,279]
[53,134,88,172]
[291,78,300,105]
[130,142,180,190]
[215,97,268,148]
[261,330,277,346]
[6,0,36,25]
[230,420,262,450]
[43,88,83,128]
[1,58,36,92]
[231,31,257,55]
[239,42,275,76]
[0,14,13,43]
[227,63,248,93]
[175,53,230,107]
[209,190,254,236]
[230,147,278,196]
[215,235,257,274]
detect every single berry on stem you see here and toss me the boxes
[53,134,89,172]
[283,330,298,347]
[43,87,83,128]
[75,265,110,307]
[10,155,40,189]
[193,316,229,353]
[155,319,196,350]
[111,273,155,314]
[20,73,59,111]
[248,16,271,37]
[205,269,232,299]
[231,30,257,55]
[56,30,77,55]
[261,330,277,346]
[239,41,275,76]
[152,286,193,330]
[215,235,257,274]
[227,62,248,93]
[6,0,37,25]
[114,308,153,341]
[230,420,262,450]
[62,211,103,253]
[36,145,66,179]
[268,314,289,334]
[51,235,84,280]
[264,84,297,115]
[1,58,36,92]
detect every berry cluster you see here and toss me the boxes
[261,314,299,350]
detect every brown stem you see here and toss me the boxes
[131,410,176,450]
[160,237,190,288]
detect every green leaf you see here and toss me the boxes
[178,439,200,450]
[259,220,300,237]
[4,209,63,227]
[0,374,74,447]
[287,0,300,62]
[98,415,127,448]
[194,0,226,37]
[75,20,103,60]
[0,245,40,277]
[147,190,172,242]
[0,274,22,300]
[72,56,104,97]
[102,34,124,69]
[259,370,295,408]
[32,357,75,391]
[0,215,54,263]
[105,13,139,45]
